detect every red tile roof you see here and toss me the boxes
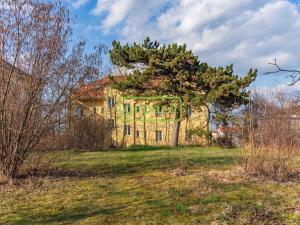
[72,74,167,100]
[72,75,126,100]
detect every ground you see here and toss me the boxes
[0,146,299,225]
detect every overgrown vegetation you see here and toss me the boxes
[242,92,300,181]
[0,0,105,182]
[67,116,113,150]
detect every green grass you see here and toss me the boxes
[0,146,299,225]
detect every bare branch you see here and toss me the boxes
[265,59,300,85]
[0,0,106,182]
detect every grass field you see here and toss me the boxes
[0,146,299,225]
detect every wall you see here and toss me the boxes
[70,85,209,147]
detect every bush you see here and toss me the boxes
[242,145,297,181]
[67,116,113,150]
[241,92,300,181]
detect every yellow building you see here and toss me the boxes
[70,76,209,147]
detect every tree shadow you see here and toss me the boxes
[8,204,131,225]
[17,155,237,181]
[109,145,174,152]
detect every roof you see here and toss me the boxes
[218,126,242,133]
[72,75,126,100]
[72,74,167,100]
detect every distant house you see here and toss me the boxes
[69,75,209,147]
[0,59,30,82]
[0,59,31,105]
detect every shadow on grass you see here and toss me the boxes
[8,204,130,225]
[18,181,252,225]
[109,145,174,152]
[107,145,222,152]
[18,154,239,180]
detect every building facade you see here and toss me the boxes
[70,76,209,147]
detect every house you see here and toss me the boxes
[69,76,209,147]
[0,59,32,107]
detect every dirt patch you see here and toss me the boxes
[204,167,247,184]
[170,166,188,177]
[218,204,284,225]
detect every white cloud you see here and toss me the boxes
[90,0,300,76]
[72,0,90,9]
[90,0,137,29]
[91,0,170,30]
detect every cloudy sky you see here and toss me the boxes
[65,0,300,89]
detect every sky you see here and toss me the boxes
[64,0,300,90]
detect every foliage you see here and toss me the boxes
[110,37,200,98]
[201,65,257,109]
[187,128,212,143]
[110,37,201,147]
[109,38,257,147]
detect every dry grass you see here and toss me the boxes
[242,145,299,181]
[242,92,300,181]
[0,146,299,224]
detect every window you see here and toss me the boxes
[75,106,83,117]
[124,125,131,135]
[108,119,115,128]
[124,103,131,114]
[136,105,141,113]
[136,130,140,138]
[155,130,163,142]
[101,107,104,113]
[93,107,97,115]
[187,105,192,117]
[155,106,162,116]
[108,97,115,108]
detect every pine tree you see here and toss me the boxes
[109,38,257,147]
[110,38,200,147]
[199,64,257,126]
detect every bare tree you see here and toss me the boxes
[0,0,106,183]
[242,91,300,181]
[266,59,300,85]
[68,116,113,151]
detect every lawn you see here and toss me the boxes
[0,146,299,225]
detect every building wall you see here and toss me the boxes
[71,86,209,147]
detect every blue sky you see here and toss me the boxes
[64,0,300,90]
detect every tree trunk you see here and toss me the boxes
[143,102,147,145]
[133,102,136,146]
[171,108,181,147]
[1,162,18,185]
[206,106,211,146]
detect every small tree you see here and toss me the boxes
[0,0,105,182]
[186,64,256,147]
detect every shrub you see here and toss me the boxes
[67,116,113,150]
[241,92,299,181]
